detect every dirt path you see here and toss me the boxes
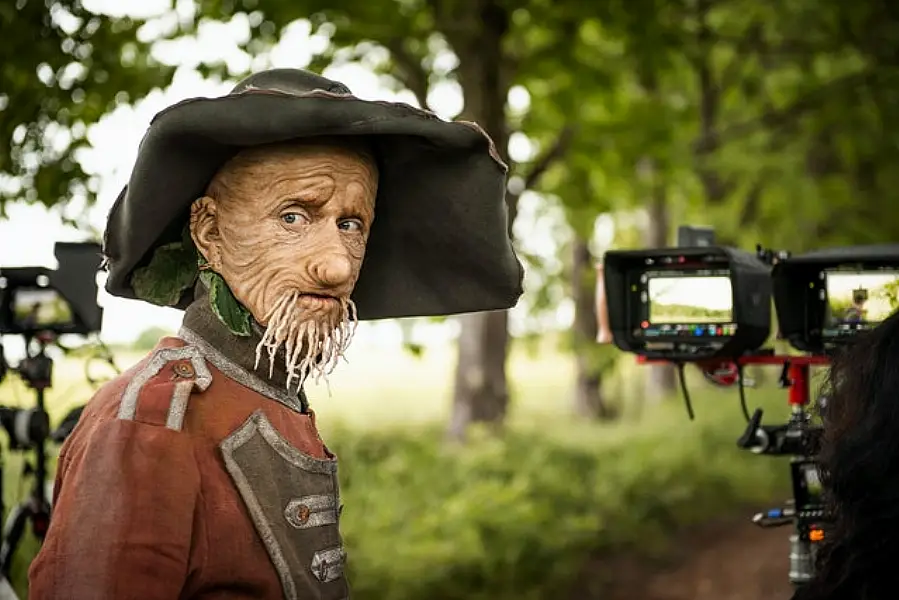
[573,511,795,600]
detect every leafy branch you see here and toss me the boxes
[382,37,430,109]
[520,125,577,192]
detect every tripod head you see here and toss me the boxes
[16,332,54,390]
[0,333,56,450]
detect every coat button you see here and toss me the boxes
[173,362,195,378]
[295,504,310,525]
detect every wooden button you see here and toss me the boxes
[173,362,195,378]
[295,504,310,524]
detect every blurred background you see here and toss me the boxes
[3,0,898,597]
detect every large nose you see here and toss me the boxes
[309,252,353,289]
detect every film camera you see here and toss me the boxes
[602,240,899,588]
[0,241,103,580]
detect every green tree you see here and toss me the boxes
[674,0,899,250]
[0,1,174,222]
[517,7,697,406]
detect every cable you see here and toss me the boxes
[81,337,121,388]
[676,362,695,420]
[91,337,121,375]
[737,362,752,422]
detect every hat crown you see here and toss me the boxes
[230,68,352,97]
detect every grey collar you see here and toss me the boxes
[179,326,308,413]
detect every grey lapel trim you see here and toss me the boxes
[178,326,305,413]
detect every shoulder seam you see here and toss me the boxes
[117,345,213,430]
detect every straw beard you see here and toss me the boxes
[253,290,358,393]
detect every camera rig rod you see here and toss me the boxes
[788,362,810,407]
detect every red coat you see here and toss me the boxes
[29,336,348,600]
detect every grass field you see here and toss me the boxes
[0,339,809,597]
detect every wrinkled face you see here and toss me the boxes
[190,140,378,389]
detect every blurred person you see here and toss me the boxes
[28,69,523,599]
[841,288,868,323]
[791,309,899,600]
[595,262,613,343]
[20,303,40,329]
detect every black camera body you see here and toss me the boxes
[791,457,832,550]
[603,246,772,361]
[0,407,50,451]
[0,242,104,337]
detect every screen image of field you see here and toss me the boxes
[826,271,899,326]
[12,288,73,328]
[647,276,733,324]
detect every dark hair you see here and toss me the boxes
[795,310,899,599]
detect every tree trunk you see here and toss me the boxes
[642,159,678,400]
[445,0,514,442]
[571,236,615,419]
[447,310,512,439]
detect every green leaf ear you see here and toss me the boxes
[131,242,199,307]
[199,268,253,337]
[131,222,253,336]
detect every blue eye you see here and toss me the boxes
[338,219,363,232]
[282,213,301,225]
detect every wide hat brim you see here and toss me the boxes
[103,69,524,320]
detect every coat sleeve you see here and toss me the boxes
[28,349,210,600]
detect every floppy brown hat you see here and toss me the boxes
[102,68,524,320]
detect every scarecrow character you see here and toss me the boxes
[28,69,522,600]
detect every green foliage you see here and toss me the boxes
[0,1,175,218]
[328,400,787,600]
[515,0,899,254]
[881,279,899,311]
[131,241,198,307]
[199,269,252,337]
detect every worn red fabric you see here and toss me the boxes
[28,337,340,600]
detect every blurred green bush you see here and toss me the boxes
[329,403,789,600]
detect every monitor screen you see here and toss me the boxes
[12,287,74,330]
[824,270,899,336]
[801,463,823,505]
[647,275,734,324]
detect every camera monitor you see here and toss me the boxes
[773,244,899,353]
[0,242,104,336]
[822,269,899,337]
[603,246,772,360]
